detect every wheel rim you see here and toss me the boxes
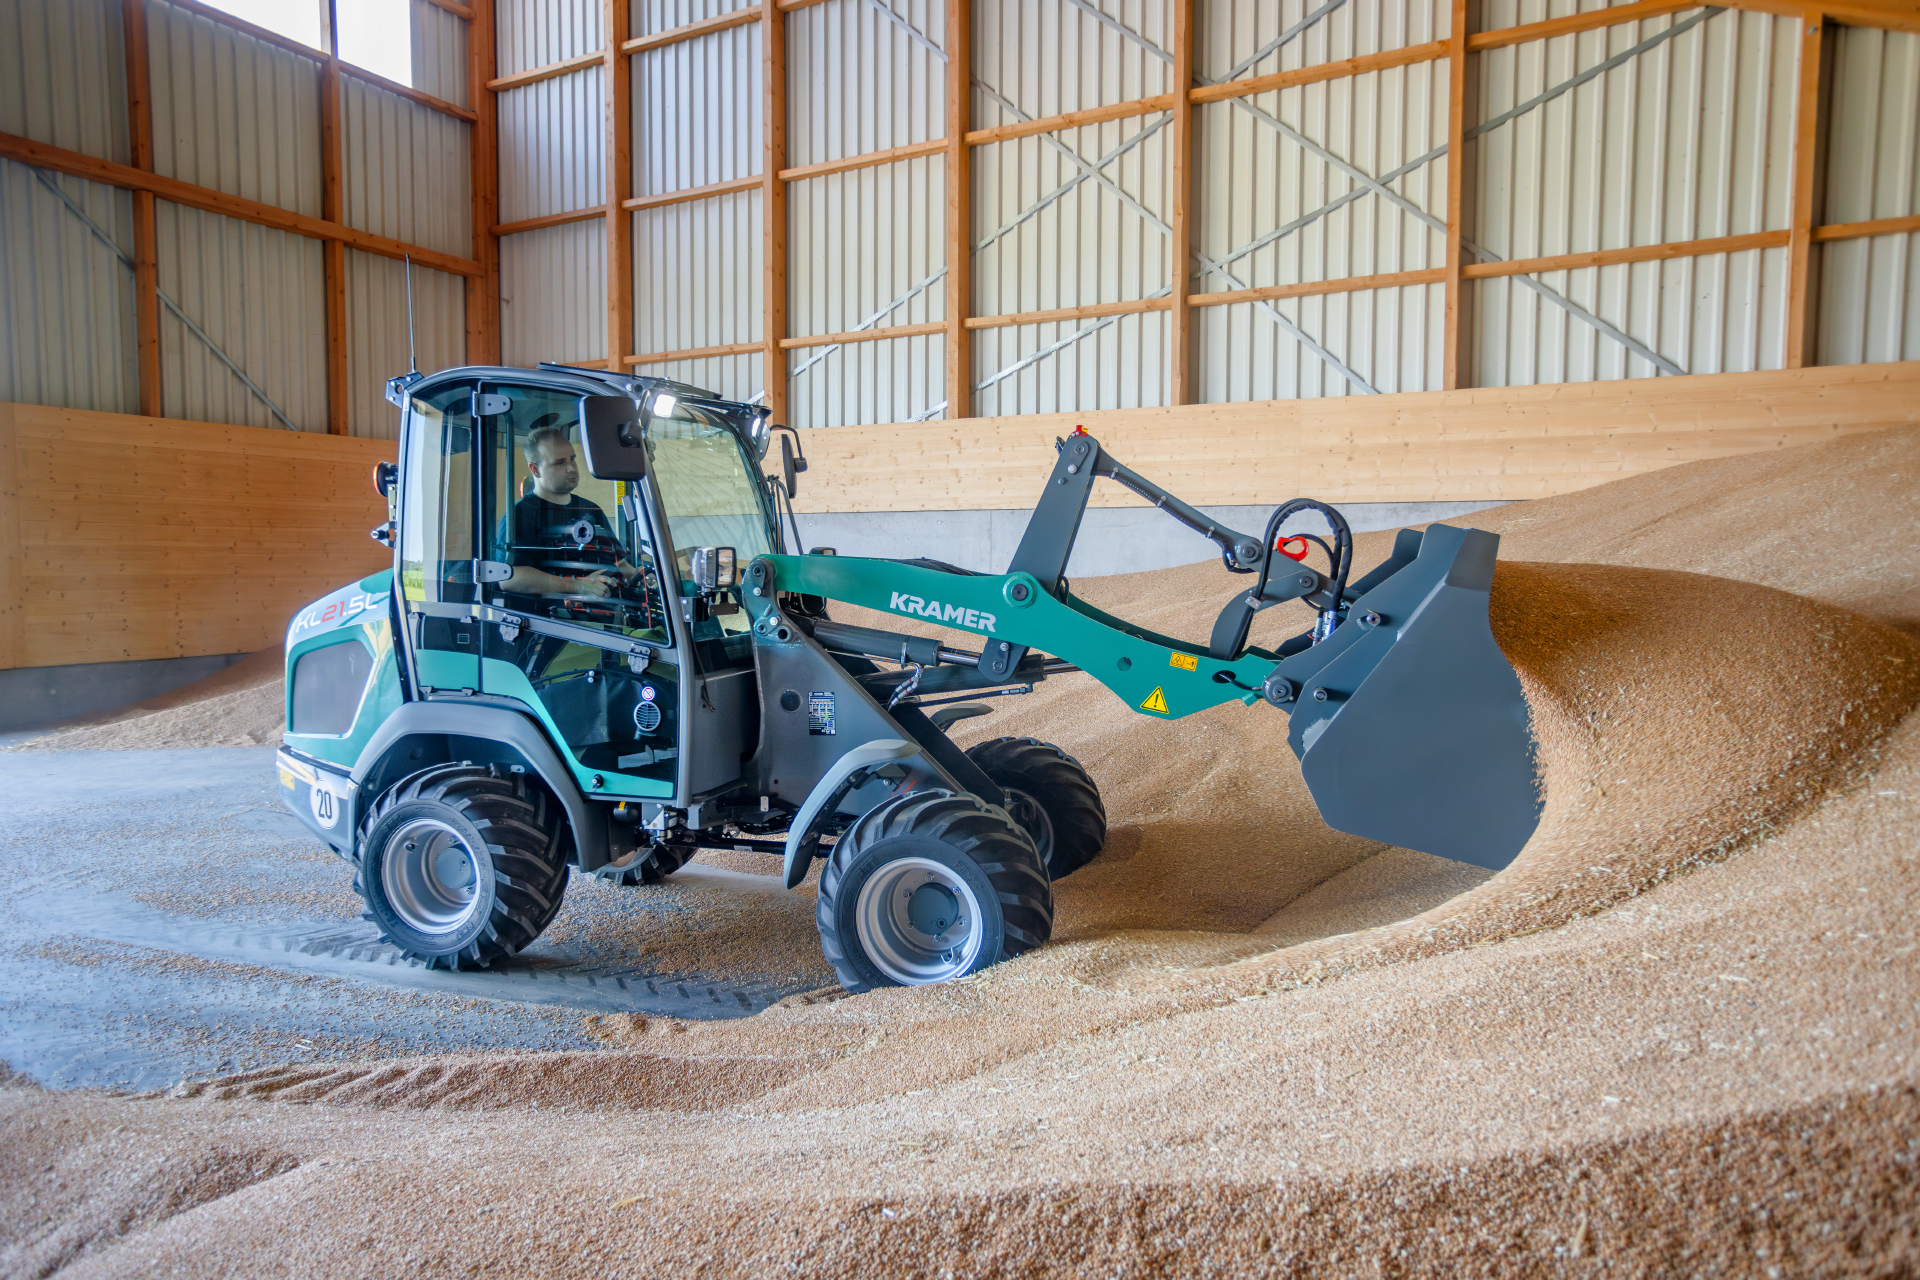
[381,818,482,935]
[853,856,986,985]
[1002,787,1054,863]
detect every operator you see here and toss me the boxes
[500,422,648,599]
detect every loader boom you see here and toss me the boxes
[743,430,1543,870]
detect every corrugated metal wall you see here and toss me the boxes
[1471,7,1798,385]
[155,200,329,431]
[631,4,762,401]
[344,250,466,439]
[1818,25,1920,366]
[342,77,473,258]
[411,0,471,107]
[147,0,325,219]
[786,0,947,426]
[501,220,607,365]
[0,0,130,163]
[0,163,141,413]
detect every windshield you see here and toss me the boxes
[647,403,776,567]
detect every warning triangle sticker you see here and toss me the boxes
[1139,686,1170,715]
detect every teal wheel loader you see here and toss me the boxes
[278,363,1539,991]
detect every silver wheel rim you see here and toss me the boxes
[853,856,985,985]
[1002,787,1054,863]
[381,818,482,935]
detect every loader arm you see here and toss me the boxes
[741,431,1543,870]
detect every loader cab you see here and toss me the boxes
[391,366,781,806]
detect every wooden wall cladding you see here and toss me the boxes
[788,361,1920,514]
[0,402,395,671]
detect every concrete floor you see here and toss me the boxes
[0,746,823,1093]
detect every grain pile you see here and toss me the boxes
[10,649,285,752]
[4,425,1919,1277]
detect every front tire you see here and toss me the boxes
[816,791,1053,993]
[963,737,1108,879]
[356,764,568,969]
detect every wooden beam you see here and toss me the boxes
[493,206,609,236]
[1813,212,1920,241]
[1466,0,1703,52]
[1786,10,1831,369]
[623,175,760,211]
[763,0,790,423]
[0,131,483,277]
[621,7,760,55]
[423,0,475,18]
[468,0,501,366]
[1190,267,1449,306]
[965,94,1176,146]
[780,322,948,350]
[628,341,766,365]
[0,402,19,672]
[779,137,947,183]
[123,0,162,419]
[1443,0,1472,391]
[606,0,633,375]
[1169,0,1196,406]
[487,49,604,92]
[1189,40,1451,103]
[966,298,1173,329]
[321,1,349,436]
[946,0,972,419]
[1460,231,1791,278]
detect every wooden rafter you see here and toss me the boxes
[782,322,947,350]
[606,0,634,374]
[1442,0,1472,391]
[763,0,790,423]
[1169,0,1196,406]
[946,0,972,419]
[468,0,501,366]
[1786,9,1832,368]
[320,0,349,435]
[122,0,162,419]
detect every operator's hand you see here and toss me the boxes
[576,571,617,598]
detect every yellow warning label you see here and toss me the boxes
[1169,652,1198,671]
[1140,686,1170,714]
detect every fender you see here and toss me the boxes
[782,738,924,889]
[350,701,611,870]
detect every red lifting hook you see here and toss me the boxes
[1276,535,1311,562]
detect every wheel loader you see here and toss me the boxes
[277,362,1539,992]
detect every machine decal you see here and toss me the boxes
[308,771,350,829]
[808,691,836,736]
[290,585,391,639]
[1169,652,1198,671]
[1139,686,1170,715]
[887,592,996,633]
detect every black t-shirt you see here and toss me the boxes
[500,493,622,571]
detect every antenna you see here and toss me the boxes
[404,254,418,375]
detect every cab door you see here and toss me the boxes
[397,380,481,693]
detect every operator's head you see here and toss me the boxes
[524,421,580,500]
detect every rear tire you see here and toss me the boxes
[355,764,568,969]
[963,737,1108,879]
[816,791,1052,993]
[593,835,696,886]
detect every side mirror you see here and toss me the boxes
[579,394,647,481]
[371,460,398,498]
[778,433,799,498]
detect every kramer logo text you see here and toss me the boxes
[888,593,997,633]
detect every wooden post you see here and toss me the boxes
[123,0,162,417]
[1169,0,1196,405]
[1442,0,1472,390]
[320,0,350,433]
[605,0,633,372]
[1786,9,1831,369]
[945,0,972,419]
[762,0,789,422]
[468,0,501,366]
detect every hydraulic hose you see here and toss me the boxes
[1255,499,1353,641]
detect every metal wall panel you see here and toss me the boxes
[147,0,324,219]
[633,13,760,194]
[634,190,762,393]
[0,0,130,164]
[344,250,466,439]
[785,0,947,425]
[634,0,757,35]
[1818,26,1920,366]
[0,162,140,413]
[1471,7,1798,384]
[497,0,603,76]
[411,0,472,108]
[498,70,605,223]
[342,77,473,258]
[500,220,606,366]
[1204,0,1450,77]
[1480,0,1662,36]
[154,200,329,432]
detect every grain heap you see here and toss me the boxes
[3,425,1916,1277]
